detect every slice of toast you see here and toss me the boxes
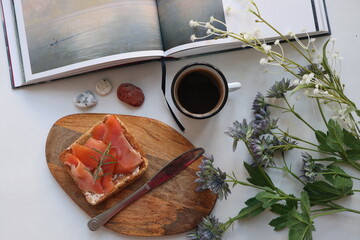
[60,115,148,205]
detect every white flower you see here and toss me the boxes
[189,20,199,27]
[330,37,337,42]
[210,16,215,23]
[313,85,320,95]
[205,22,211,28]
[243,33,251,41]
[253,28,261,38]
[302,73,314,84]
[206,29,212,34]
[288,31,296,37]
[262,43,271,53]
[274,39,280,45]
[310,38,316,43]
[260,58,268,65]
[190,34,196,42]
[293,79,300,85]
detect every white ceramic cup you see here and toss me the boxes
[171,62,241,119]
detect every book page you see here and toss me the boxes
[223,0,324,38]
[156,0,227,51]
[13,0,163,78]
[162,0,329,57]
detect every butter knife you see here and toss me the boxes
[87,147,205,231]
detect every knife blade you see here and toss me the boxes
[87,147,205,231]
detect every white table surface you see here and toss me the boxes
[1,1,360,239]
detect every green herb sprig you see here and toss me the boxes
[188,1,360,239]
[86,142,117,183]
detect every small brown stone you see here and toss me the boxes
[117,83,145,107]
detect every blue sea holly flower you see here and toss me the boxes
[266,78,296,98]
[249,135,275,167]
[252,92,269,112]
[188,215,224,240]
[253,108,270,125]
[298,63,324,77]
[299,152,324,183]
[225,119,252,141]
[195,154,231,200]
[273,136,298,152]
[253,117,278,137]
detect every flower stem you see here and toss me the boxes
[311,209,347,219]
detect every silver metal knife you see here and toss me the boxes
[87,147,205,231]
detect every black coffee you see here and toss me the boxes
[177,70,221,114]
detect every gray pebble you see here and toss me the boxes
[73,90,97,108]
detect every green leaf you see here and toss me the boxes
[256,191,282,208]
[347,150,360,161]
[321,39,333,80]
[304,180,353,205]
[356,110,360,117]
[289,224,314,240]
[288,192,315,240]
[290,83,313,96]
[323,165,353,193]
[315,130,333,152]
[270,196,298,215]
[244,162,276,189]
[326,119,345,152]
[269,196,299,231]
[269,215,290,231]
[343,129,360,151]
[300,192,311,220]
[237,197,265,219]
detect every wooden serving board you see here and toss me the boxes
[45,113,216,236]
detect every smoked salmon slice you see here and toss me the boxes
[63,153,104,194]
[103,115,143,174]
[91,123,106,141]
[85,137,117,194]
[114,148,143,174]
[71,143,100,170]
[99,148,117,194]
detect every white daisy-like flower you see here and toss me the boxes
[274,39,280,45]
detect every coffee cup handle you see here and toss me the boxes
[228,82,241,92]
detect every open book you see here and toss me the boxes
[1,0,330,88]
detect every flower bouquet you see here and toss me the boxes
[188,1,360,239]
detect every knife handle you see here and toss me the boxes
[87,183,151,231]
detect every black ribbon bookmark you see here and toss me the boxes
[160,58,185,132]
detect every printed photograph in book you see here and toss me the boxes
[21,0,163,74]
[157,0,227,51]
